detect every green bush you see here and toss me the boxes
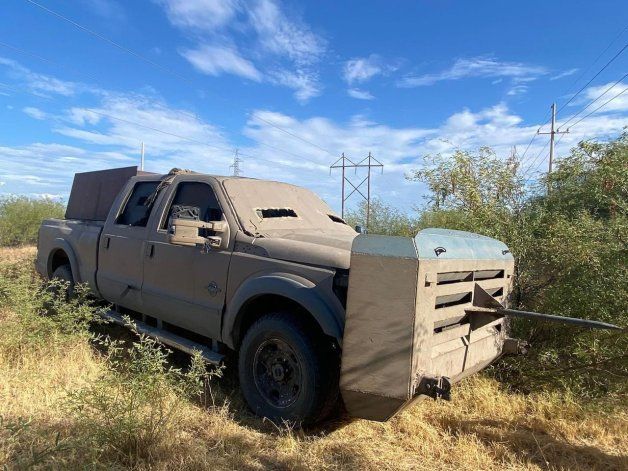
[0,256,220,467]
[399,134,627,398]
[66,328,216,466]
[0,196,65,247]
[0,261,100,359]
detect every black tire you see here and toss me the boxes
[238,312,339,425]
[52,264,74,300]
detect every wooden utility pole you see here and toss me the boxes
[537,103,569,192]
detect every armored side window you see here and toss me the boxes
[161,182,223,230]
[116,181,160,227]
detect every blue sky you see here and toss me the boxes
[1,0,627,213]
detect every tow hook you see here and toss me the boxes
[416,375,452,401]
[502,337,530,356]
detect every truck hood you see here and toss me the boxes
[251,230,356,269]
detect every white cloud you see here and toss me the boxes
[268,68,320,103]
[347,88,374,100]
[507,85,528,96]
[0,57,80,96]
[550,68,579,81]
[398,56,547,88]
[67,108,102,126]
[181,44,262,81]
[34,193,63,200]
[54,94,231,161]
[156,0,238,30]
[23,107,47,120]
[248,0,325,66]
[578,81,628,113]
[343,55,383,84]
[158,0,324,102]
[2,59,627,212]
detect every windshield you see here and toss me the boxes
[223,178,354,236]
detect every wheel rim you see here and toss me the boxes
[253,338,302,409]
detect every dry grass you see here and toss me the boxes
[0,246,626,470]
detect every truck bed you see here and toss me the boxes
[36,218,104,294]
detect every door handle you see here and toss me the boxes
[104,236,111,249]
[146,243,155,258]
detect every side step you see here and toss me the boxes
[102,310,224,365]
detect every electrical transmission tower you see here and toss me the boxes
[230,149,242,176]
[330,152,383,230]
[537,103,568,191]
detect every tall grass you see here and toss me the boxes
[0,249,218,468]
[0,248,626,470]
[0,196,65,247]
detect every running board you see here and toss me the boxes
[102,310,224,365]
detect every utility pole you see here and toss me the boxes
[140,141,145,171]
[230,149,242,176]
[330,152,383,230]
[537,103,568,192]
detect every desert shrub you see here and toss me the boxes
[0,196,65,247]
[0,260,100,359]
[405,135,628,398]
[346,197,418,236]
[66,321,219,466]
[0,254,221,467]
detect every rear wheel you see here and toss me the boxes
[238,312,339,425]
[51,264,74,300]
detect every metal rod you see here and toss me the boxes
[499,308,621,330]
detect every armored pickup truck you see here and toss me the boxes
[36,166,619,424]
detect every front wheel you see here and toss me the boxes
[238,312,339,425]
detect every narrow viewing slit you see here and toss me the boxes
[328,214,345,224]
[435,292,472,309]
[474,269,504,280]
[256,208,297,218]
[437,271,473,285]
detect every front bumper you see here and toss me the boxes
[339,229,516,421]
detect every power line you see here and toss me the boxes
[0,40,201,123]
[522,84,627,188]
[566,85,628,130]
[556,42,627,114]
[3,82,326,173]
[520,139,550,182]
[536,103,569,188]
[251,114,337,157]
[520,28,627,179]
[531,132,567,181]
[527,137,566,197]
[0,39,329,170]
[559,72,628,130]
[519,110,553,160]
[24,0,195,86]
[559,24,628,102]
[24,0,334,161]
